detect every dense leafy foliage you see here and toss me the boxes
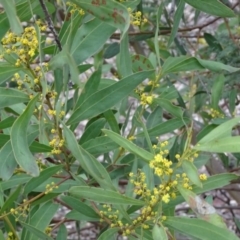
[0,0,240,239]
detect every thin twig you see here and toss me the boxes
[38,0,62,51]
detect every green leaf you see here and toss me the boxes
[20,222,54,240]
[0,0,23,35]
[0,63,21,84]
[22,201,58,240]
[63,124,114,190]
[75,69,101,109]
[79,118,106,144]
[168,0,185,46]
[152,224,168,240]
[118,33,132,77]
[155,98,183,118]
[67,70,154,125]
[0,141,16,180]
[82,136,119,156]
[0,174,31,191]
[184,0,235,17]
[102,129,154,162]
[161,56,240,76]
[29,141,52,153]
[182,161,202,188]
[197,117,240,144]
[165,216,239,240]
[71,18,116,65]
[0,88,29,108]
[195,136,240,153]
[137,118,189,137]
[0,116,15,129]
[0,185,21,214]
[56,225,67,240]
[103,42,120,59]
[197,58,240,73]
[71,0,130,35]
[98,228,119,240]
[131,54,154,73]
[104,109,120,134]
[50,46,79,86]
[177,185,227,229]
[61,196,99,219]
[24,165,63,194]
[69,186,145,205]
[10,94,39,177]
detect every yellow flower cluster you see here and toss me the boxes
[66,1,85,15]
[7,232,16,240]
[140,93,154,106]
[45,182,58,194]
[45,226,52,236]
[128,8,147,26]
[10,199,29,221]
[199,173,207,181]
[209,108,224,119]
[1,26,38,66]
[49,134,64,155]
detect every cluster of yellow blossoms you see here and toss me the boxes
[128,8,147,26]
[66,1,85,15]
[209,108,224,119]
[10,199,29,221]
[49,129,65,155]
[1,26,39,66]
[45,182,58,194]
[102,140,208,236]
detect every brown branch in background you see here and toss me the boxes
[38,0,62,51]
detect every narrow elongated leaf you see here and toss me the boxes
[20,222,54,240]
[50,46,79,86]
[155,98,183,118]
[168,0,185,46]
[0,63,21,84]
[165,217,239,240]
[63,124,114,190]
[69,186,144,205]
[67,70,154,125]
[75,69,102,109]
[0,185,21,214]
[98,228,119,240]
[71,18,116,65]
[29,141,52,153]
[0,174,31,190]
[118,33,132,77]
[70,0,130,35]
[82,136,119,155]
[195,136,240,153]
[56,225,67,240]
[0,88,29,108]
[197,117,240,144]
[177,185,226,229]
[0,141,16,180]
[103,129,154,162]
[61,196,99,218]
[137,117,189,137]
[0,116,15,129]
[79,118,106,144]
[152,224,168,240]
[10,95,39,177]
[131,54,154,73]
[24,165,63,194]
[182,161,202,188]
[23,201,58,240]
[161,56,240,75]
[184,0,235,17]
[0,0,23,34]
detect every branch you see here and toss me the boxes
[38,0,62,51]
